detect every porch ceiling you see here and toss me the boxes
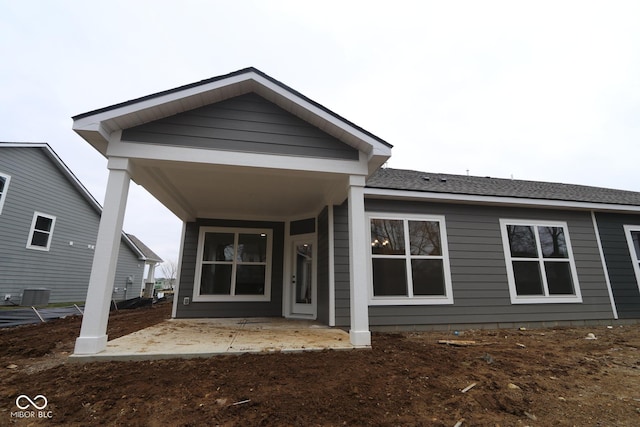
[132,159,348,221]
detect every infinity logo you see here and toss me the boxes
[16,395,48,410]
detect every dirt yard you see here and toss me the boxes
[1,303,639,426]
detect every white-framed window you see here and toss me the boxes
[499,219,582,304]
[0,172,10,214]
[623,225,640,293]
[368,213,453,305]
[26,212,56,251]
[193,226,272,302]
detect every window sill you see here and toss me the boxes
[510,296,583,304]
[369,296,454,306]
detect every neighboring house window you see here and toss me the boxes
[0,173,10,214]
[368,214,453,305]
[500,219,582,304]
[26,212,57,251]
[623,225,640,293]
[193,227,272,302]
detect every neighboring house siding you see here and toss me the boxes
[316,207,329,324]
[175,218,285,318]
[333,201,351,327]
[595,212,640,318]
[112,242,145,301]
[364,199,614,328]
[0,147,143,304]
[121,93,359,160]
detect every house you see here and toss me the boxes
[126,233,163,297]
[70,68,640,355]
[0,143,158,305]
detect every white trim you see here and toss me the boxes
[365,188,640,213]
[108,139,369,175]
[623,224,640,297]
[592,212,618,319]
[0,172,11,215]
[172,221,187,318]
[192,226,272,302]
[328,205,336,326]
[499,219,583,304]
[26,212,56,251]
[366,212,454,306]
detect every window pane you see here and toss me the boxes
[411,259,445,295]
[238,233,267,262]
[34,216,53,232]
[539,226,568,258]
[507,225,538,258]
[200,264,232,294]
[409,221,442,256]
[203,232,235,261]
[372,258,407,296]
[512,261,543,295]
[30,231,49,247]
[235,265,266,295]
[545,262,574,294]
[0,176,5,193]
[371,219,405,255]
[632,231,640,261]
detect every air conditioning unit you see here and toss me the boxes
[21,288,51,306]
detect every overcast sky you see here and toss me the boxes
[2,1,639,270]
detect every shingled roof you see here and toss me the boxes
[366,168,640,207]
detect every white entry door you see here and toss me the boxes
[291,235,315,316]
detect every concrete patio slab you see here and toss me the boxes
[70,317,355,362]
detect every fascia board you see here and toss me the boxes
[364,187,640,213]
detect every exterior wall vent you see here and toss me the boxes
[21,288,51,306]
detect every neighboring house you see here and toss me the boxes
[0,143,156,305]
[126,233,163,297]
[70,67,640,355]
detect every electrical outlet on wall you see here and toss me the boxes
[4,294,11,301]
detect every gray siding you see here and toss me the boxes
[595,212,640,318]
[316,207,329,324]
[121,93,359,160]
[363,199,615,327]
[0,147,143,304]
[175,218,284,318]
[333,201,351,327]
[290,217,315,235]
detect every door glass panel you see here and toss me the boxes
[295,243,313,304]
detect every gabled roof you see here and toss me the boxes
[0,142,152,259]
[126,234,163,263]
[72,67,392,171]
[367,168,640,211]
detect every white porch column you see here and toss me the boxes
[74,158,132,355]
[347,175,371,347]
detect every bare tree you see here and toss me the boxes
[160,260,178,289]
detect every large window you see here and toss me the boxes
[368,214,453,305]
[26,212,56,251]
[500,219,582,304]
[0,173,10,214]
[193,227,272,302]
[623,225,640,293]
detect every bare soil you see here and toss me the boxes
[1,303,640,426]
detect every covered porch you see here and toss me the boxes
[71,68,392,355]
